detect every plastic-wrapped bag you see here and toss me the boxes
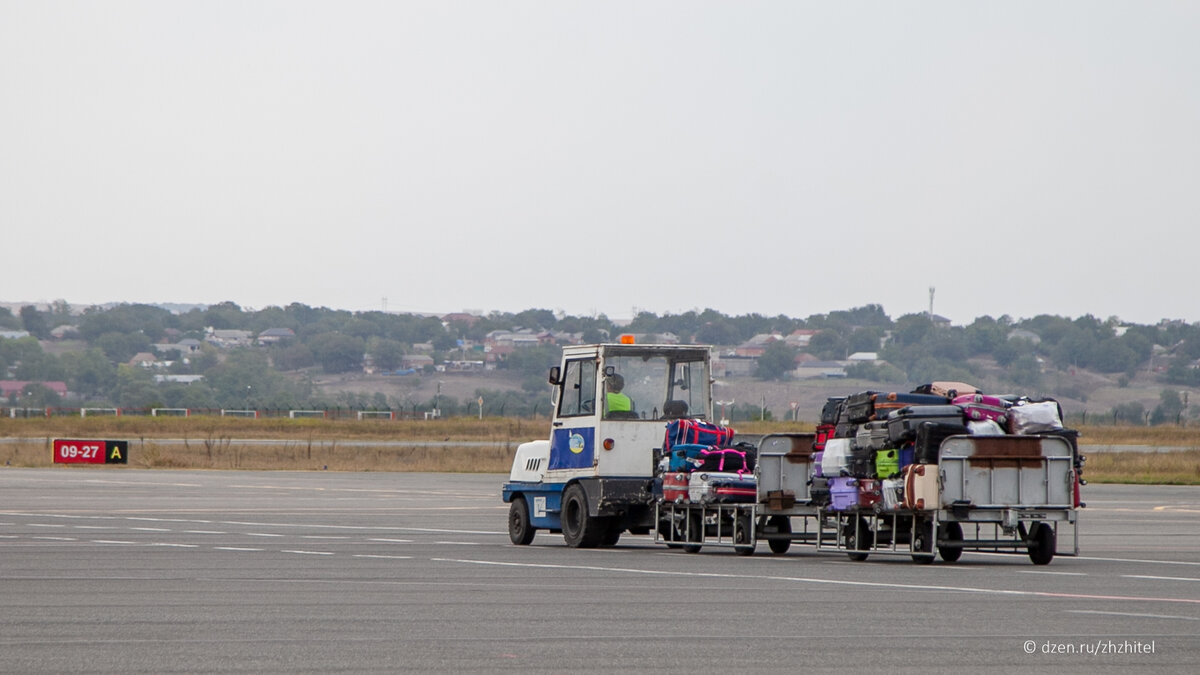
[1009,401,1063,434]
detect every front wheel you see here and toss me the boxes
[911,519,935,565]
[938,522,964,563]
[561,484,603,548]
[508,497,535,545]
[766,516,792,555]
[734,513,755,556]
[1027,522,1056,565]
[844,516,870,562]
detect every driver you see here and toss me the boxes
[605,373,634,415]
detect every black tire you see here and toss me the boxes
[601,520,622,547]
[844,517,870,562]
[938,521,964,563]
[561,484,603,548]
[734,513,755,556]
[682,509,703,553]
[911,519,935,565]
[508,497,535,546]
[1027,522,1056,565]
[767,515,792,555]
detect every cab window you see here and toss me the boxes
[557,358,597,417]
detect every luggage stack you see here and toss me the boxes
[809,384,1081,512]
[660,419,756,504]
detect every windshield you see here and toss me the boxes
[603,351,709,420]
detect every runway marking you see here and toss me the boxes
[214,547,263,552]
[353,554,413,560]
[971,551,1200,567]
[1122,574,1200,583]
[1018,570,1088,576]
[436,541,481,546]
[32,536,76,541]
[282,550,335,556]
[152,543,199,548]
[1067,610,1200,621]
[73,526,116,530]
[246,533,285,537]
[91,540,136,545]
[185,530,225,535]
[368,538,413,543]
[29,523,67,528]
[435,558,1200,606]
[301,535,349,540]
[131,527,171,532]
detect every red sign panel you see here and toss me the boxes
[53,439,128,464]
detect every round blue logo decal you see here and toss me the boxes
[568,433,586,454]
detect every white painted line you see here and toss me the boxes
[185,530,225,535]
[435,541,481,546]
[91,540,136,545]
[245,533,284,538]
[73,526,116,530]
[0,535,20,539]
[281,550,335,556]
[353,554,413,560]
[131,527,171,532]
[368,538,412,543]
[434,558,1200,606]
[32,536,77,541]
[1067,610,1200,621]
[152,543,199,548]
[1018,570,1088,576]
[214,547,263,552]
[29,523,67,528]
[301,535,349,540]
[1122,574,1200,583]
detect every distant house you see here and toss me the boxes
[713,355,757,377]
[400,354,434,370]
[785,330,817,348]
[153,338,203,355]
[0,380,68,397]
[0,330,31,340]
[794,361,847,379]
[154,374,205,384]
[846,352,879,362]
[128,352,159,368]
[49,325,80,340]
[256,327,296,345]
[206,329,252,348]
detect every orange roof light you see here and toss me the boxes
[619,334,635,344]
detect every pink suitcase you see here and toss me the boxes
[953,393,1010,426]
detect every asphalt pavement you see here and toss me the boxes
[1,468,1198,673]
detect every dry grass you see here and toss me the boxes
[3,417,1199,483]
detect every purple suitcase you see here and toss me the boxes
[829,476,859,511]
[953,393,1010,426]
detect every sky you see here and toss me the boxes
[3,1,1199,326]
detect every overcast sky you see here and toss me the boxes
[3,1,1198,326]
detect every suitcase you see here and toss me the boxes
[812,451,824,478]
[688,471,756,504]
[858,478,883,511]
[954,393,1010,426]
[881,477,905,511]
[913,420,970,464]
[696,447,752,473]
[1008,401,1064,434]
[903,464,939,510]
[820,397,846,426]
[887,405,965,444]
[869,392,952,420]
[855,421,892,451]
[875,447,901,479]
[814,423,836,451]
[809,476,831,507]
[663,472,690,503]
[912,381,978,398]
[829,476,859,511]
[845,391,878,424]
[821,438,852,477]
[847,447,874,479]
[668,444,711,472]
[664,419,735,452]
[711,484,757,503]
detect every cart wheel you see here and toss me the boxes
[734,513,755,556]
[938,522,963,563]
[767,515,792,555]
[911,520,935,565]
[507,497,535,546]
[683,510,703,553]
[844,516,870,562]
[1027,522,1056,565]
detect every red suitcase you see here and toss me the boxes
[663,472,690,503]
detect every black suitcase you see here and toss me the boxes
[913,420,971,464]
[887,405,965,445]
[845,391,878,424]
[847,446,874,479]
[809,476,830,506]
[821,397,847,426]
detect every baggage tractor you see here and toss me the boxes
[855,421,892,451]
[954,393,1010,426]
[688,471,756,504]
[886,405,965,444]
[881,477,905,511]
[869,391,952,420]
[663,472,690,503]
[903,464,938,510]
[810,476,831,507]
[913,420,970,464]
[875,447,900,479]
[858,478,883,511]
[821,438,852,477]
[829,476,859,511]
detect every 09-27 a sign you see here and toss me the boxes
[52,439,128,465]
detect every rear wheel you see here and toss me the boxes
[561,484,603,548]
[844,516,870,562]
[938,522,963,563]
[911,519,935,565]
[766,516,792,555]
[1027,522,1056,565]
[508,497,535,546]
[682,509,703,553]
[734,513,755,556]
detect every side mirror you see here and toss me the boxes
[603,365,615,377]
[547,366,561,386]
